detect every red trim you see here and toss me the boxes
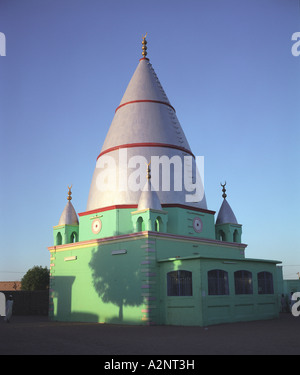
[97,142,195,160]
[78,204,138,217]
[139,57,149,62]
[78,203,214,217]
[115,100,175,113]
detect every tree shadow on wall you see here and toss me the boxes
[89,246,144,323]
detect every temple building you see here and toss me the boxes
[48,36,282,326]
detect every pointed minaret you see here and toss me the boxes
[86,35,207,211]
[215,182,242,243]
[131,162,168,232]
[216,182,238,225]
[58,185,79,226]
[54,186,79,245]
[137,162,162,211]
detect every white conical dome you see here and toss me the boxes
[100,58,190,153]
[58,201,79,225]
[86,48,207,211]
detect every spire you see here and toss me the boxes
[58,186,79,225]
[146,161,151,180]
[221,182,227,199]
[67,185,72,201]
[216,183,238,225]
[142,33,148,58]
[137,162,162,211]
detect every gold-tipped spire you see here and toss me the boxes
[142,33,148,58]
[146,161,151,180]
[67,185,73,201]
[220,182,227,199]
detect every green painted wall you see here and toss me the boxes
[79,208,134,241]
[53,224,79,245]
[199,258,279,326]
[49,207,282,326]
[155,235,246,261]
[283,279,300,294]
[157,255,280,326]
[215,223,242,243]
[164,207,215,239]
[158,259,202,326]
[78,206,216,241]
[50,237,151,324]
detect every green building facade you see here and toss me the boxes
[48,38,282,326]
[49,200,282,325]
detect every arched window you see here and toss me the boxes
[218,230,226,241]
[208,269,229,295]
[234,270,253,294]
[155,216,162,232]
[56,232,62,246]
[137,217,145,232]
[70,232,77,243]
[167,270,193,296]
[257,272,274,294]
[233,229,239,243]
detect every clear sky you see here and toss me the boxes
[0,0,299,281]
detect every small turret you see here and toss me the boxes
[132,163,168,232]
[137,163,162,211]
[53,186,79,245]
[58,185,79,226]
[215,182,242,243]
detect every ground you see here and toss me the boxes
[0,313,299,355]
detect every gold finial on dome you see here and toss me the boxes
[142,33,148,58]
[220,181,227,199]
[67,185,73,201]
[146,161,151,180]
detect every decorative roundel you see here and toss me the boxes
[193,217,203,233]
[92,219,102,234]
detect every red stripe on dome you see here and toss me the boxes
[96,142,195,160]
[115,100,175,113]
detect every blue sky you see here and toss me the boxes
[0,0,299,281]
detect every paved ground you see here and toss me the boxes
[0,313,299,355]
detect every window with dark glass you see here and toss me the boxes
[208,269,229,295]
[56,232,62,245]
[70,232,77,243]
[137,217,144,231]
[257,271,274,294]
[233,229,239,243]
[167,270,193,296]
[234,270,253,294]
